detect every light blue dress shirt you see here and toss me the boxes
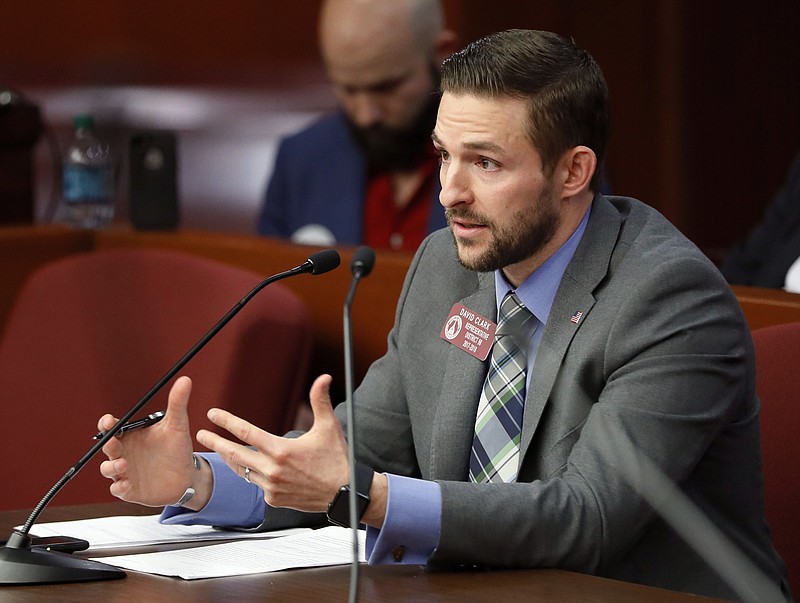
[162,205,591,565]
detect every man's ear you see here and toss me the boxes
[560,146,596,197]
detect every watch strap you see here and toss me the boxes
[169,453,202,507]
[171,486,196,507]
[351,460,374,496]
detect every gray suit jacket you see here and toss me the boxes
[341,195,788,599]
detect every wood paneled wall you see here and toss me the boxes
[1,0,799,259]
[0,1,324,86]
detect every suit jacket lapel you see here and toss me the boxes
[519,197,622,460]
[429,271,496,481]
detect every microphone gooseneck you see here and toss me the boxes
[343,246,375,603]
[0,249,340,586]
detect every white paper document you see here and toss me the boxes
[21,514,308,552]
[90,526,366,579]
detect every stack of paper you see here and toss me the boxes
[22,515,365,580]
[90,526,366,579]
[22,514,308,552]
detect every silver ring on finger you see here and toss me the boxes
[244,466,252,484]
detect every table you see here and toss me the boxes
[0,503,730,602]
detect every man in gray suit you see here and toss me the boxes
[99,30,790,600]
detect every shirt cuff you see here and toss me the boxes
[160,452,266,527]
[365,473,441,565]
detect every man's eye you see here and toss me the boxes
[480,158,499,170]
[438,150,450,163]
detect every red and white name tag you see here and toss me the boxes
[439,303,497,361]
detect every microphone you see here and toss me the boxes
[0,249,340,586]
[343,246,375,603]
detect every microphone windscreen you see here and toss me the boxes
[351,246,375,277]
[307,249,341,275]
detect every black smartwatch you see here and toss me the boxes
[326,461,374,528]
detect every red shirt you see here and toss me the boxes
[362,154,439,252]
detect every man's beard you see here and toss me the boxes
[446,181,561,273]
[344,70,440,172]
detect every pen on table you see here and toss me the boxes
[93,411,166,440]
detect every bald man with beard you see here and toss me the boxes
[257,0,458,251]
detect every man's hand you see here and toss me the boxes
[97,376,212,509]
[198,374,353,513]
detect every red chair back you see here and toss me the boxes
[0,248,312,511]
[752,321,800,593]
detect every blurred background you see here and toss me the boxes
[1,0,798,262]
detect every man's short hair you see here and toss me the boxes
[441,29,610,192]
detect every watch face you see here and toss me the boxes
[327,487,371,528]
[327,462,375,528]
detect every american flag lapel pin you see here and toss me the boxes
[570,310,583,324]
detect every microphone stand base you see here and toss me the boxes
[0,545,126,585]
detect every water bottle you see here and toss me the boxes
[60,114,115,229]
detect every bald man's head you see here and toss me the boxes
[319,0,444,63]
[317,0,456,170]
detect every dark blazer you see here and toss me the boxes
[346,195,789,600]
[256,111,446,245]
[722,150,800,288]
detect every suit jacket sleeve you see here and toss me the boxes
[255,112,368,245]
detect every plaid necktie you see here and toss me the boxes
[469,292,536,483]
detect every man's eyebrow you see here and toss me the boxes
[463,140,504,153]
[430,132,504,154]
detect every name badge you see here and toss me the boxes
[440,303,497,361]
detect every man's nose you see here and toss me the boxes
[348,92,383,128]
[438,162,471,208]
